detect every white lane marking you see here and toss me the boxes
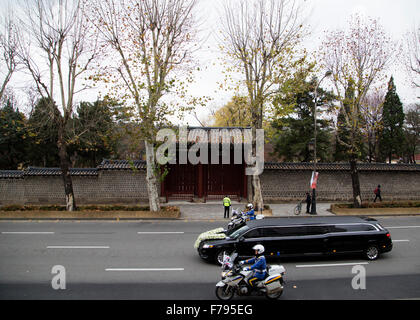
[393,240,410,242]
[105,268,184,272]
[47,246,110,249]
[386,226,420,229]
[137,232,184,234]
[2,232,55,234]
[296,262,369,268]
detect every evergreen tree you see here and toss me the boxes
[271,78,334,162]
[379,76,405,163]
[26,97,60,167]
[0,100,29,169]
[72,100,119,167]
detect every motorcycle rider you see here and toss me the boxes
[239,244,267,287]
[245,203,255,220]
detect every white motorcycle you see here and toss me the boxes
[215,252,285,300]
[227,209,264,230]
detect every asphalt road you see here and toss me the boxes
[0,216,419,300]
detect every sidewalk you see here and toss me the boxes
[171,201,334,220]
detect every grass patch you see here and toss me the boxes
[0,204,180,212]
[333,201,420,209]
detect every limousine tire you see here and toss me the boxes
[364,245,379,260]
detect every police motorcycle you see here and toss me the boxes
[215,252,285,300]
[227,208,264,230]
[227,209,247,230]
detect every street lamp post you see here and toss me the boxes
[311,71,332,215]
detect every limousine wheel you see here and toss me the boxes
[364,245,379,260]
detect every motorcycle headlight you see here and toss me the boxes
[202,244,214,249]
[221,270,232,278]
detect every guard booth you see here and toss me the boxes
[161,127,248,202]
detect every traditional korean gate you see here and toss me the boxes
[163,164,197,199]
[163,162,246,201]
[205,163,245,199]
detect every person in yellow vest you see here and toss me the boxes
[223,196,231,219]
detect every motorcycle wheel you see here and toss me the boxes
[216,250,230,265]
[265,282,284,300]
[215,285,234,301]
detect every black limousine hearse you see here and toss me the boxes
[196,216,393,264]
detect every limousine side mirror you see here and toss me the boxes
[239,237,245,242]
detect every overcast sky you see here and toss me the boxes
[183,0,420,126]
[2,0,419,125]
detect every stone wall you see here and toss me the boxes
[261,169,420,202]
[1,162,419,205]
[0,170,150,205]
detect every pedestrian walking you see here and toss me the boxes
[223,195,231,218]
[374,185,382,202]
[305,192,311,214]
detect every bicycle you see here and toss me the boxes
[294,200,303,215]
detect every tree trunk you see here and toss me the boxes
[251,125,263,211]
[145,140,161,212]
[57,136,76,211]
[252,174,263,211]
[349,159,362,208]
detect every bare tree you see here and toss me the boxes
[403,25,420,89]
[0,8,19,102]
[17,0,97,211]
[88,0,198,212]
[219,0,306,209]
[360,89,385,162]
[320,14,395,207]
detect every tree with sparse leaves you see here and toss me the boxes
[219,0,307,209]
[88,0,200,212]
[212,96,252,127]
[320,14,395,207]
[17,0,98,211]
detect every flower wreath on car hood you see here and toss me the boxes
[194,227,226,249]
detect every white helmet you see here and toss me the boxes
[253,244,265,254]
[247,203,253,209]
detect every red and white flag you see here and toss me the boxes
[310,172,319,189]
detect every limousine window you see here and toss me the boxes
[261,226,328,237]
[267,226,308,237]
[304,226,328,235]
[242,228,264,239]
[327,224,377,233]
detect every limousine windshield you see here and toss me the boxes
[228,225,250,239]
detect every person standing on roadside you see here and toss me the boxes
[305,192,312,214]
[223,195,231,219]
